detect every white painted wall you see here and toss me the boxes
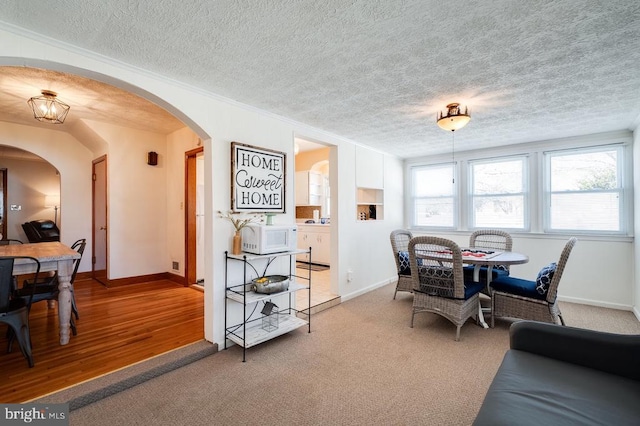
[0,27,406,346]
[80,120,169,278]
[166,128,201,278]
[0,121,93,273]
[0,156,59,239]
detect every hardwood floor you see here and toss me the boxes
[0,278,204,403]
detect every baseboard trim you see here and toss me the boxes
[557,295,634,312]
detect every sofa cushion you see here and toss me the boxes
[535,262,557,296]
[490,275,545,300]
[473,350,640,426]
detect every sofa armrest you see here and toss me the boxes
[510,321,640,380]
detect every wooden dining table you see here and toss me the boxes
[0,241,81,345]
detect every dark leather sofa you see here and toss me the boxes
[21,220,60,243]
[474,321,640,425]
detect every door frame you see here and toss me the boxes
[0,168,6,239]
[92,155,108,285]
[185,147,203,287]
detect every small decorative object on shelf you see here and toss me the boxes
[265,212,276,225]
[251,275,289,294]
[218,210,263,255]
[261,301,279,332]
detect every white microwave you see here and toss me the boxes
[241,224,297,255]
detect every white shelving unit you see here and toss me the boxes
[224,249,312,361]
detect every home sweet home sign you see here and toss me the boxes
[231,142,286,213]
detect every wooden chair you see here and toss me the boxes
[1,256,40,367]
[389,229,413,299]
[490,237,577,327]
[408,236,484,341]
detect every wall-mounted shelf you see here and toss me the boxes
[356,187,384,220]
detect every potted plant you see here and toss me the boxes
[218,210,263,254]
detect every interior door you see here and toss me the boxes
[92,156,108,285]
[185,147,204,286]
[0,168,6,239]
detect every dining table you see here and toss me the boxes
[459,248,529,328]
[0,241,81,345]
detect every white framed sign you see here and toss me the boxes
[231,142,286,213]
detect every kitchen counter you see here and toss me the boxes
[296,220,330,227]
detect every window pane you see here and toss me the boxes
[550,150,618,191]
[414,166,454,197]
[470,157,526,229]
[547,146,623,233]
[414,197,454,227]
[472,160,523,195]
[411,164,456,228]
[473,195,525,228]
[550,192,620,231]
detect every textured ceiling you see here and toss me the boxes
[0,1,639,158]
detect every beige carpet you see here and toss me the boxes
[68,284,640,426]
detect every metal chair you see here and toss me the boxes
[389,229,413,299]
[0,239,24,245]
[1,256,40,367]
[409,236,484,341]
[490,237,577,327]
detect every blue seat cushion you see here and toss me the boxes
[490,275,547,301]
[463,280,485,300]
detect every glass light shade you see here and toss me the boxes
[437,103,470,131]
[27,90,70,124]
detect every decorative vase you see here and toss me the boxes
[232,231,242,255]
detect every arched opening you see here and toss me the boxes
[0,61,213,402]
[0,145,60,240]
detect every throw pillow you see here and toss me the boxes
[397,251,411,275]
[535,262,557,296]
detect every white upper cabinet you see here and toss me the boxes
[355,146,384,189]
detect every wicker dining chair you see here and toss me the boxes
[469,229,513,279]
[390,229,413,299]
[490,237,577,327]
[409,236,484,341]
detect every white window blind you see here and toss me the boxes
[545,146,623,233]
[411,163,456,228]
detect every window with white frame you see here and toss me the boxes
[411,163,456,228]
[469,156,528,230]
[545,145,624,233]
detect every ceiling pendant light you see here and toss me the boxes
[436,102,470,184]
[27,90,70,124]
[436,103,470,132]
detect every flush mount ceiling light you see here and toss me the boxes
[436,103,470,132]
[27,90,71,124]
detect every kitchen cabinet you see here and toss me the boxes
[296,225,330,265]
[295,171,323,206]
[355,146,384,189]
